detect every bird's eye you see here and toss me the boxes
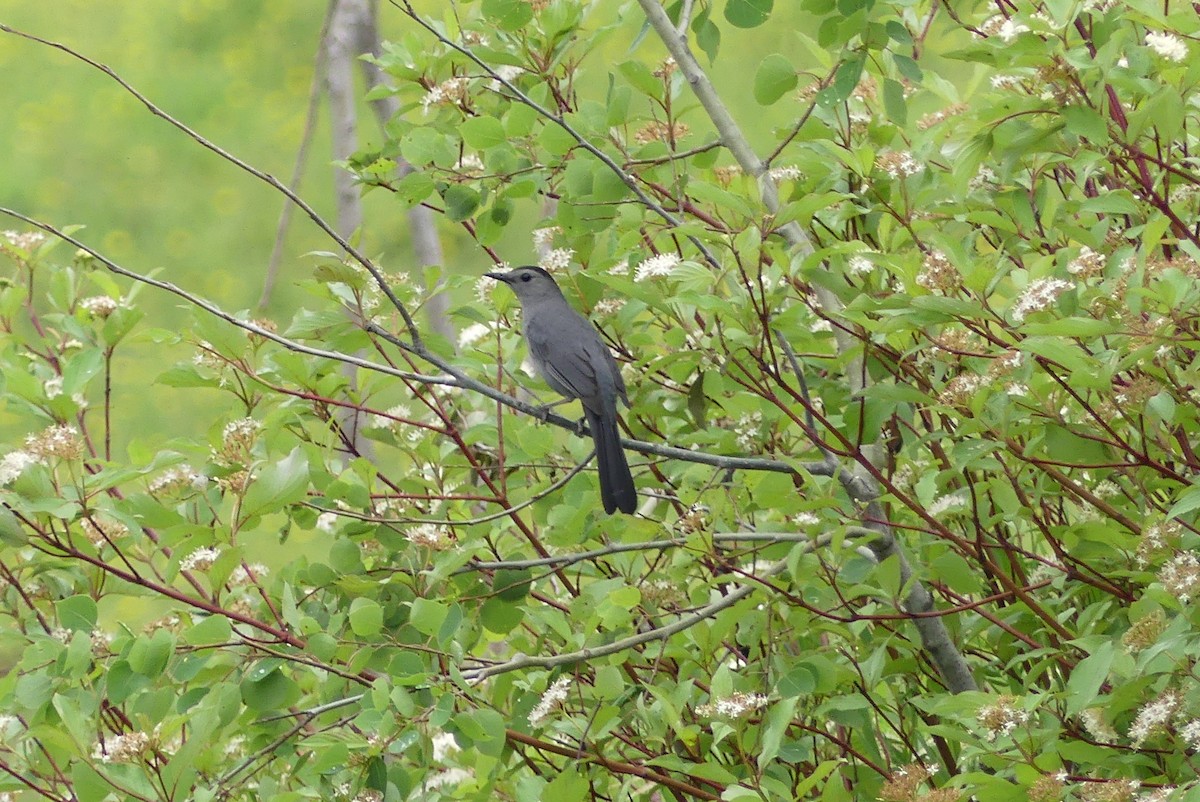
[520,273,532,282]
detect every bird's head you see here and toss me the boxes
[485,265,565,304]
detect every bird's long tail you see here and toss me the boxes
[584,407,637,514]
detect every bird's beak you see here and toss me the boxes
[485,271,511,283]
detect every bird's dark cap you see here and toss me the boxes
[485,265,554,283]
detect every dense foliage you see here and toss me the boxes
[2,1,1200,801]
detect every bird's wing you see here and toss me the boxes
[526,314,610,406]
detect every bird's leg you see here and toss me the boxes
[530,397,572,422]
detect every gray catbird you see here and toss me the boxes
[486,266,637,514]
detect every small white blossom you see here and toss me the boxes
[696,692,768,719]
[847,255,874,276]
[529,676,572,726]
[928,492,967,517]
[93,731,151,763]
[458,322,494,349]
[592,298,625,317]
[316,512,339,533]
[539,248,574,271]
[969,165,998,191]
[977,696,1029,740]
[531,227,560,250]
[1158,552,1200,602]
[421,767,473,791]
[148,465,208,494]
[634,253,681,281]
[1011,278,1072,321]
[1127,690,1180,747]
[229,564,268,585]
[80,296,119,319]
[998,19,1030,42]
[43,376,64,399]
[1079,708,1118,741]
[455,154,485,174]
[990,74,1023,90]
[2,230,46,251]
[1181,718,1200,750]
[421,76,470,115]
[180,547,222,572]
[767,165,803,181]
[875,150,923,178]
[431,732,460,761]
[407,523,453,550]
[1146,31,1187,62]
[734,411,764,451]
[791,512,820,527]
[489,64,525,90]
[1,451,40,485]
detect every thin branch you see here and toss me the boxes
[0,210,442,385]
[462,561,786,681]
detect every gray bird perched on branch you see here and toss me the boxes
[486,266,637,515]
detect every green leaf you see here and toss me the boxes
[400,127,454,166]
[239,447,310,522]
[724,0,773,28]
[494,568,533,601]
[461,116,506,149]
[826,54,865,104]
[72,762,113,802]
[443,185,480,221]
[480,0,533,30]
[128,630,174,677]
[184,614,233,646]
[1061,105,1108,143]
[480,597,525,633]
[349,598,384,636]
[617,61,661,98]
[1167,483,1200,520]
[409,597,448,637]
[753,54,797,105]
[1020,318,1118,337]
[882,77,906,126]
[1065,641,1113,715]
[759,697,799,766]
[55,594,97,632]
[0,506,28,545]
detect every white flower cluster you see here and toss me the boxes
[1158,552,1200,602]
[1011,278,1072,321]
[148,465,208,495]
[80,295,120,319]
[696,691,768,719]
[528,676,572,726]
[93,731,151,763]
[539,248,574,271]
[1127,690,1179,747]
[421,76,470,115]
[0,450,39,485]
[531,226,561,250]
[1145,31,1187,62]
[2,230,46,250]
[977,696,1029,740]
[406,524,454,550]
[458,322,495,350]
[180,546,222,572]
[634,253,680,281]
